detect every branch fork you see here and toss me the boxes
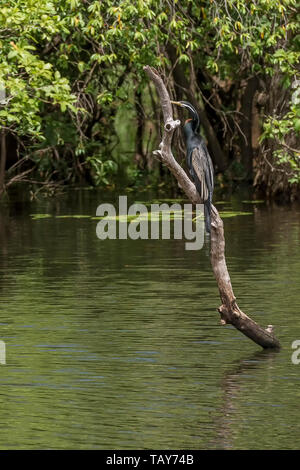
[164,118,181,133]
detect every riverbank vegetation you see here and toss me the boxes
[0,0,299,199]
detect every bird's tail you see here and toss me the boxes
[204,197,212,234]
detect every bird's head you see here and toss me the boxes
[171,100,200,134]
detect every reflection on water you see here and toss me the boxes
[0,190,300,449]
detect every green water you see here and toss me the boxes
[0,190,299,449]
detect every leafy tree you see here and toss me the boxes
[0,0,299,197]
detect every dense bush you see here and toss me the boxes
[0,0,299,197]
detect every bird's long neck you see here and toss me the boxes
[183,120,198,143]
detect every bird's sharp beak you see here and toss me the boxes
[170,101,182,107]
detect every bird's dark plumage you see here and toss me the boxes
[171,100,214,233]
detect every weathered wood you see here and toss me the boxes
[144,65,280,349]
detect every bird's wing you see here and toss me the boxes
[202,143,214,194]
[191,144,214,202]
[186,149,195,179]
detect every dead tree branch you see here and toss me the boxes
[144,65,280,349]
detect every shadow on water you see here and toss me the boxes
[214,349,281,449]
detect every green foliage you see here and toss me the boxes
[261,102,300,182]
[86,156,117,186]
[0,1,76,137]
[0,0,299,190]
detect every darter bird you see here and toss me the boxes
[171,100,214,233]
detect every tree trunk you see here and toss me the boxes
[144,65,280,350]
[134,88,146,170]
[239,76,258,179]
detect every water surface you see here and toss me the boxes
[0,190,299,449]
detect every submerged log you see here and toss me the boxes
[144,65,280,350]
